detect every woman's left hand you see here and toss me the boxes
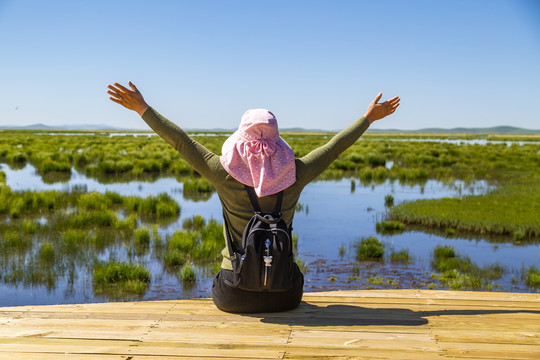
[364,93,400,124]
[107,82,149,116]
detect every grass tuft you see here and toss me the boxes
[431,245,504,290]
[390,249,411,264]
[384,194,394,207]
[376,221,405,233]
[93,261,151,298]
[525,267,540,289]
[180,264,196,282]
[355,236,385,261]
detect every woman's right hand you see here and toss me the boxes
[364,93,400,124]
[107,81,149,116]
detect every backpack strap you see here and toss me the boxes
[245,186,262,213]
[245,186,283,216]
[273,190,283,216]
[222,210,239,261]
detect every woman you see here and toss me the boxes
[107,82,400,313]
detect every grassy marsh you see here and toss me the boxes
[1,130,539,302]
[430,245,504,290]
[0,185,181,298]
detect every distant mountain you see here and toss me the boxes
[369,126,540,135]
[0,123,139,131]
[1,124,539,134]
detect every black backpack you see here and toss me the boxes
[223,186,294,292]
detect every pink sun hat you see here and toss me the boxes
[220,109,296,197]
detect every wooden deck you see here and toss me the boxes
[0,290,538,359]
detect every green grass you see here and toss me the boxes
[376,220,405,233]
[431,245,504,290]
[140,193,180,217]
[1,130,538,187]
[525,267,540,289]
[182,215,205,231]
[180,264,196,282]
[295,258,309,273]
[389,182,540,239]
[183,178,215,193]
[390,249,411,264]
[134,227,151,254]
[0,185,182,300]
[182,178,215,201]
[368,276,384,285]
[161,217,224,269]
[355,236,385,261]
[169,231,197,253]
[39,242,55,264]
[164,249,186,268]
[21,219,40,234]
[93,261,151,298]
[338,244,346,257]
[1,131,539,297]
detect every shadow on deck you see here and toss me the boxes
[0,289,538,359]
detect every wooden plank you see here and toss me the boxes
[440,341,540,360]
[286,329,438,349]
[434,330,540,345]
[304,290,540,301]
[0,290,538,360]
[0,339,284,359]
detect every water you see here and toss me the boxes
[0,163,538,306]
[367,138,540,146]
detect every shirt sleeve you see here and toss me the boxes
[141,107,221,183]
[295,116,370,186]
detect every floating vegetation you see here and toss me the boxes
[92,261,151,298]
[182,215,205,231]
[431,245,504,290]
[445,228,456,237]
[164,249,186,268]
[40,159,71,174]
[39,242,55,264]
[182,178,215,201]
[384,194,394,207]
[295,258,309,274]
[134,227,151,254]
[180,264,196,282]
[525,267,540,289]
[160,216,224,270]
[376,220,405,233]
[390,249,411,264]
[183,178,214,193]
[140,193,181,217]
[355,236,385,261]
[295,203,309,214]
[338,244,346,257]
[368,276,384,285]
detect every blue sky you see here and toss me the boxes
[0,0,539,130]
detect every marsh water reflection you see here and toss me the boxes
[1,163,538,306]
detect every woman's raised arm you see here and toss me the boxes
[296,93,400,186]
[107,82,222,183]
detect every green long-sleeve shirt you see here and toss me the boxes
[141,107,370,270]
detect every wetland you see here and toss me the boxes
[0,130,539,306]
